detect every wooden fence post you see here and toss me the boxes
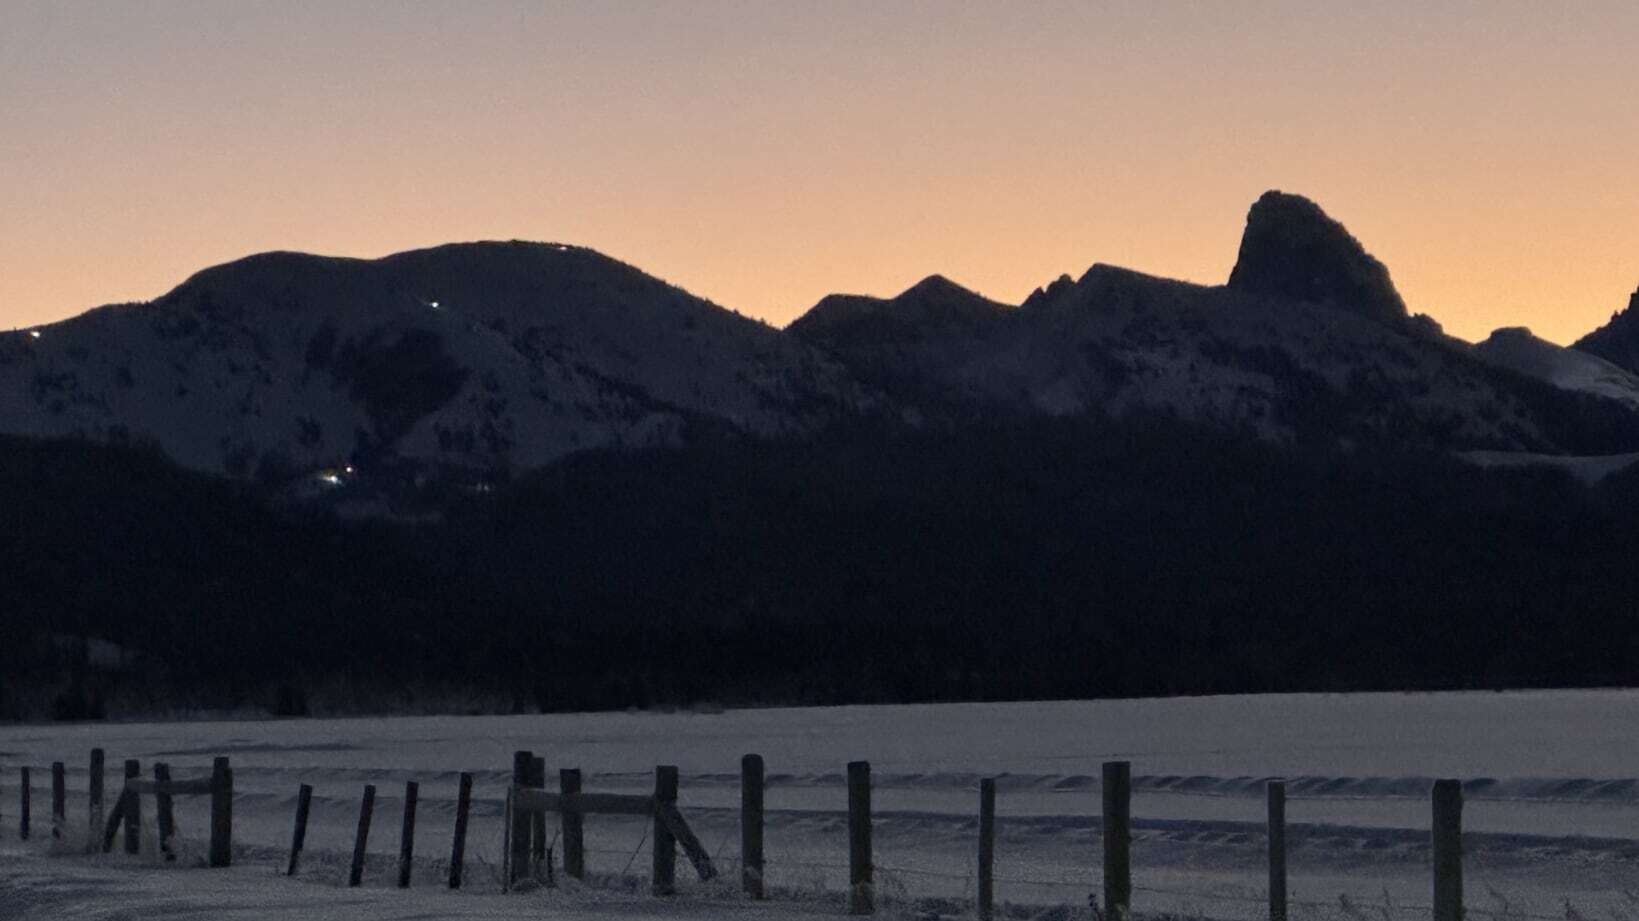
[653,765,679,896]
[287,784,313,876]
[1433,779,1463,921]
[349,784,376,887]
[978,777,996,921]
[1103,761,1132,921]
[448,772,473,889]
[122,759,141,855]
[51,762,65,840]
[561,768,585,880]
[87,748,103,854]
[848,760,873,915]
[501,785,514,893]
[741,753,765,899]
[1268,780,1287,921]
[397,781,419,888]
[18,766,29,840]
[153,763,176,861]
[209,757,233,868]
[508,751,532,886]
[529,756,548,879]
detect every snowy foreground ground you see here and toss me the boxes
[5,690,1639,920]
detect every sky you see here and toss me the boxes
[2,1,1637,345]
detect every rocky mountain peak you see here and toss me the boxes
[1572,284,1639,375]
[1227,191,1408,325]
[1021,274,1076,311]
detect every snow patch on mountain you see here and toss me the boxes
[1473,326,1639,410]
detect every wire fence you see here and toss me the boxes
[8,755,1639,921]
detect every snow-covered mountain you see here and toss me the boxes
[1473,327,1639,411]
[789,191,1639,453]
[5,192,1638,492]
[0,242,868,480]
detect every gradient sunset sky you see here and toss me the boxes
[4,1,1637,345]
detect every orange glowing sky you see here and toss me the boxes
[3,2,1637,345]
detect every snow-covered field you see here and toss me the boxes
[4,690,1639,920]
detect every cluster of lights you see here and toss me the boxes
[317,465,357,487]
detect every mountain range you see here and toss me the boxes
[9,190,1639,716]
[5,190,1639,500]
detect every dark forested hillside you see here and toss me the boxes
[4,417,1639,721]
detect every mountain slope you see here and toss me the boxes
[0,242,868,480]
[1474,326,1639,411]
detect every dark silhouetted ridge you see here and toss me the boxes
[1574,286,1639,375]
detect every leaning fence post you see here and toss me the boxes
[349,784,376,887]
[287,783,313,876]
[848,760,873,915]
[153,763,176,861]
[87,748,104,854]
[1433,779,1463,921]
[448,772,473,889]
[209,756,232,868]
[1103,761,1132,921]
[561,768,585,880]
[978,777,996,921]
[529,756,547,879]
[741,753,765,899]
[653,765,679,896]
[122,759,141,855]
[18,766,29,840]
[1268,780,1287,921]
[397,781,419,888]
[51,762,65,840]
[508,751,532,886]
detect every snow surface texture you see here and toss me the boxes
[4,691,1639,920]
